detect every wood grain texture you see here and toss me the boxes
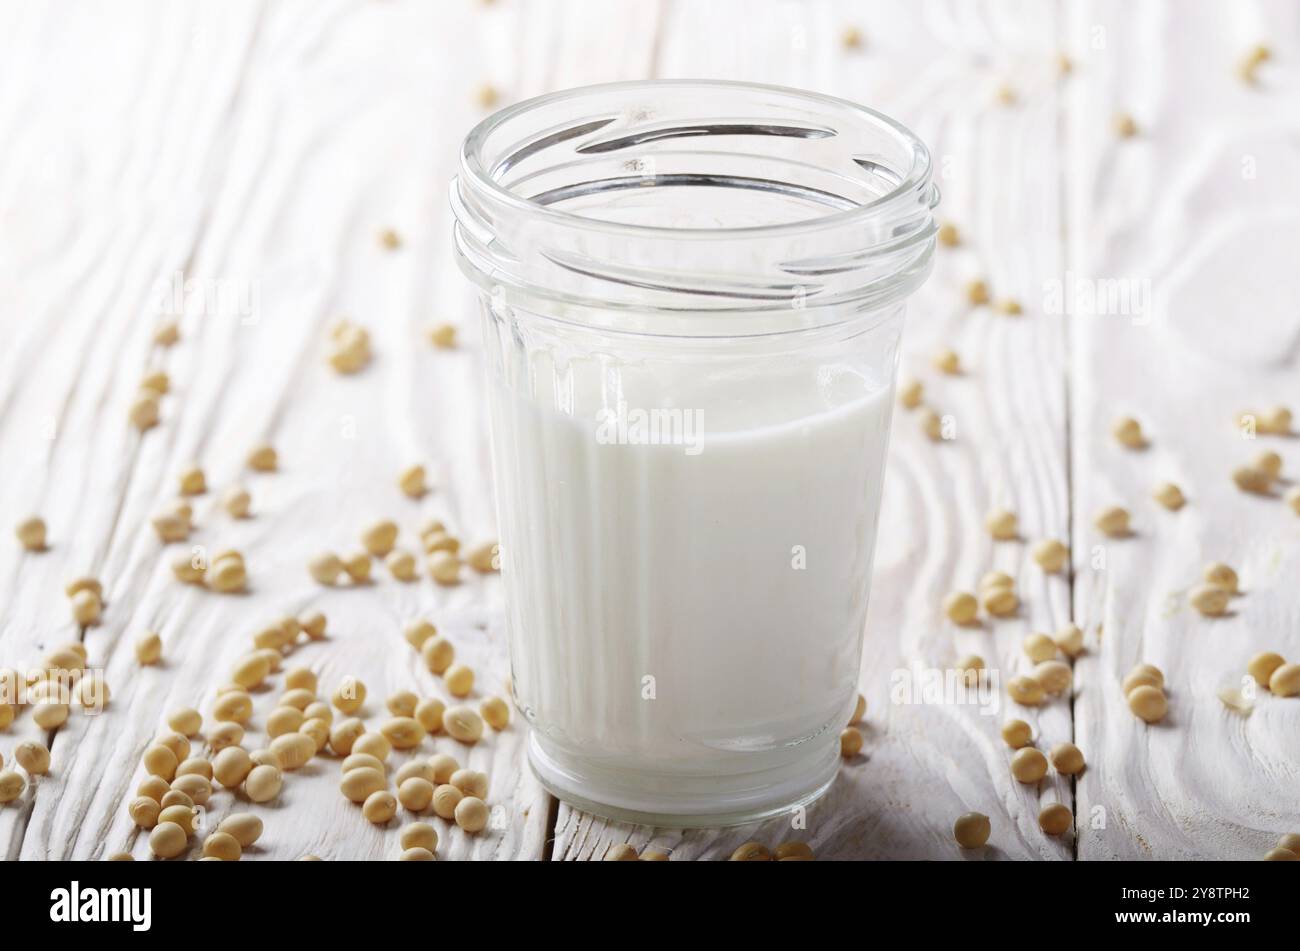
[1,0,1295,862]
[1068,0,1300,860]
[1,0,551,861]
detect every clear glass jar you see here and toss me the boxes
[452,80,937,826]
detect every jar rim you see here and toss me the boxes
[452,79,938,332]
[459,78,935,241]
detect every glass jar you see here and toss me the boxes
[452,80,937,826]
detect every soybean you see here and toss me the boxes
[280,689,315,711]
[282,665,314,696]
[480,695,510,731]
[1023,633,1057,663]
[299,610,328,639]
[401,822,438,854]
[985,509,1018,540]
[332,676,367,714]
[159,804,196,836]
[353,732,391,762]
[218,813,263,848]
[135,632,163,665]
[415,697,446,734]
[454,796,489,833]
[243,764,283,803]
[398,464,427,498]
[129,796,161,829]
[342,551,372,583]
[222,485,252,518]
[1127,685,1168,723]
[467,541,500,573]
[839,728,863,758]
[1001,719,1032,749]
[387,550,418,581]
[15,517,46,551]
[301,718,330,752]
[168,708,202,736]
[1269,663,1300,697]
[361,520,398,557]
[404,620,437,650]
[953,813,990,848]
[343,753,386,775]
[422,636,455,674]
[329,718,366,756]
[142,744,178,780]
[340,767,386,803]
[981,586,1018,617]
[428,753,459,785]
[1112,416,1145,448]
[1038,802,1073,836]
[450,769,489,799]
[269,732,316,770]
[428,551,461,585]
[396,761,437,786]
[212,747,253,788]
[267,706,306,738]
[944,591,978,625]
[432,784,462,819]
[211,691,252,722]
[444,706,484,744]
[1122,664,1164,696]
[1190,584,1231,617]
[202,832,242,861]
[308,552,344,585]
[774,842,812,861]
[1203,562,1239,593]
[1094,505,1131,537]
[1032,539,1068,573]
[1049,742,1086,775]
[247,443,277,471]
[1033,660,1072,695]
[380,717,426,750]
[171,774,211,806]
[1010,748,1048,784]
[138,776,170,802]
[1152,482,1186,511]
[363,790,398,824]
[386,691,419,717]
[149,822,188,859]
[0,770,25,803]
[1248,652,1285,687]
[398,777,435,812]
[160,790,193,810]
[208,722,244,751]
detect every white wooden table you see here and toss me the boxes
[1,0,1298,861]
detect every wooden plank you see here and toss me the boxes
[13,0,1292,864]
[1069,0,1300,861]
[0,0,270,858]
[550,0,1074,860]
[5,0,557,860]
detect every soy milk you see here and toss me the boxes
[488,345,894,818]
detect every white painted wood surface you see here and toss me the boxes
[0,0,1296,861]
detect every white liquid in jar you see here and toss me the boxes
[488,343,894,820]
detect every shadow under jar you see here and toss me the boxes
[452,80,937,826]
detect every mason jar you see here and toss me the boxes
[452,80,937,826]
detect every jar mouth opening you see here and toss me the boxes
[460,79,935,241]
[452,79,938,332]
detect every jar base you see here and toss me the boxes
[527,732,840,829]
